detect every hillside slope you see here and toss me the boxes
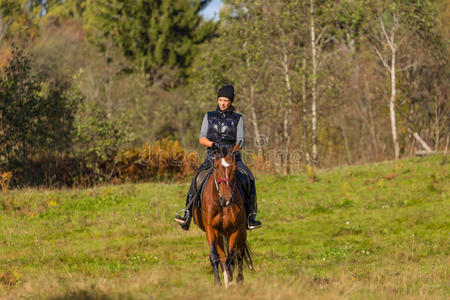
[1,155,448,299]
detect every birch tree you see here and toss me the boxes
[310,0,319,166]
[369,1,427,159]
[373,10,401,158]
[309,0,334,167]
[276,0,310,173]
[302,58,311,165]
[269,0,298,174]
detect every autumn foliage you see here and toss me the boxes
[2,138,198,189]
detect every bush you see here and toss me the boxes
[115,138,198,182]
[1,139,198,188]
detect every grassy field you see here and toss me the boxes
[0,155,448,299]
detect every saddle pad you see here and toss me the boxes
[193,166,214,209]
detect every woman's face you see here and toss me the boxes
[218,97,231,111]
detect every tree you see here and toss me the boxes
[84,0,216,87]
[368,0,438,159]
[0,0,37,41]
[0,48,78,168]
[309,0,335,167]
[192,0,271,154]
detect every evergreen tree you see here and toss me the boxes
[84,0,216,86]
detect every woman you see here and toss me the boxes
[174,84,262,231]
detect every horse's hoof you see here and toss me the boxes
[237,275,244,283]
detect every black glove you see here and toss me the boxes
[211,142,219,151]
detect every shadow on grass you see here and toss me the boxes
[49,290,113,300]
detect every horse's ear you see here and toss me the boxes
[230,141,242,154]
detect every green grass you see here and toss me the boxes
[1,155,449,299]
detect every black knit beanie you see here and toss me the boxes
[217,85,235,102]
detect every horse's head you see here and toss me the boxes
[212,142,241,207]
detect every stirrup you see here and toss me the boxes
[174,209,190,225]
[247,212,262,230]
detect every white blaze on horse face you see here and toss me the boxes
[221,158,230,168]
[222,158,230,182]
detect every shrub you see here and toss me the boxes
[115,138,198,182]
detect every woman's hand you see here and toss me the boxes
[199,137,214,148]
[211,143,219,151]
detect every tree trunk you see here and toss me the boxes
[282,50,293,175]
[365,81,378,158]
[390,37,400,159]
[249,83,262,154]
[341,126,352,164]
[408,129,433,153]
[376,13,401,160]
[310,0,318,167]
[0,13,12,43]
[302,58,311,166]
[243,26,263,156]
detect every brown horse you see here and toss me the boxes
[193,142,253,287]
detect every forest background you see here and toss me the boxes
[0,0,448,187]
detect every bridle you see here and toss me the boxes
[213,157,237,207]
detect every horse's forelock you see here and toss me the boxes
[215,154,236,172]
[220,146,228,157]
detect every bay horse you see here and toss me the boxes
[193,142,253,287]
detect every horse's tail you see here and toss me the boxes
[242,242,254,270]
[223,237,254,271]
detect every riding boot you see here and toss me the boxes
[246,195,262,230]
[174,194,194,231]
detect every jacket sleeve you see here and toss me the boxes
[199,113,208,140]
[236,116,245,148]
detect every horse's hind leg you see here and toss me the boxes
[235,232,247,283]
[236,252,244,283]
[206,227,221,286]
[225,253,235,282]
[227,231,243,285]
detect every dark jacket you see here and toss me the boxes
[206,105,242,164]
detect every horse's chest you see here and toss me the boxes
[207,209,237,230]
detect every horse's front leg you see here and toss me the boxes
[205,226,221,286]
[216,235,232,288]
[226,230,242,285]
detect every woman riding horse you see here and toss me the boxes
[174,84,262,231]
